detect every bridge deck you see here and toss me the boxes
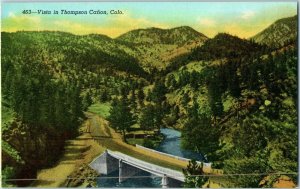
[88,113,217,174]
[107,150,185,182]
[88,113,189,171]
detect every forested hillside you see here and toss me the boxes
[175,39,297,187]
[1,15,297,187]
[161,17,297,187]
[116,26,208,69]
[252,15,297,48]
[1,31,148,186]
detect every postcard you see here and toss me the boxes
[1,1,298,188]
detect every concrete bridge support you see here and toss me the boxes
[90,150,185,188]
[161,175,168,188]
[119,160,142,183]
[166,177,183,188]
[90,150,119,175]
[161,175,183,188]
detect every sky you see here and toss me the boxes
[1,2,297,38]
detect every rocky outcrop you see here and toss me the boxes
[64,164,99,187]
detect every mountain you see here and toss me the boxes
[190,33,266,60]
[1,31,146,77]
[2,16,297,188]
[166,33,268,72]
[116,26,208,45]
[251,15,297,48]
[115,26,208,69]
[2,27,209,72]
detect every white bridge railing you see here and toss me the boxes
[107,150,185,182]
[135,144,212,168]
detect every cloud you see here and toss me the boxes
[8,12,16,18]
[199,18,216,27]
[104,14,168,36]
[2,13,168,38]
[2,14,42,32]
[241,10,255,20]
[51,14,168,37]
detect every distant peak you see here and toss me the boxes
[116,26,208,45]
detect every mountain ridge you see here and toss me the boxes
[115,25,208,45]
[251,15,297,48]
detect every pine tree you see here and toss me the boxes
[83,91,93,111]
[107,99,135,142]
[182,113,221,162]
[139,105,156,132]
[137,88,145,103]
[183,160,208,188]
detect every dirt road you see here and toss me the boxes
[32,120,105,187]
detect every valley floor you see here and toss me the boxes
[31,120,105,187]
[31,112,222,188]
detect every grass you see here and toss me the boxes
[88,102,111,118]
[91,115,188,171]
[127,138,144,146]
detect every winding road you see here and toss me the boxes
[86,112,189,171]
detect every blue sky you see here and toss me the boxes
[2,2,297,38]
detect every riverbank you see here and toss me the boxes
[88,113,190,171]
[30,113,222,188]
[31,120,105,187]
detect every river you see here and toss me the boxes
[156,128,204,161]
[97,128,202,187]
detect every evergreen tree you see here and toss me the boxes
[139,105,156,131]
[182,113,221,162]
[100,89,108,102]
[181,93,190,108]
[150,79,167,103]
[137,88,145,103]
[183,160,208,188]
[107,99,135,142]
[83,91,93,111]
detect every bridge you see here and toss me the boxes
[87,114,217,187]
[89,150,185,188]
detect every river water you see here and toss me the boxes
[97,128,202,188]
[156,128,204,161]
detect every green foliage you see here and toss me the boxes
[182,105,221,161]
[178,36,297,187]
[166,32,269,72]
[116,26,207,45]
[107,99,136,141]
[2,32,147,77]
[0,20,297,187]
[1,103,16,132]
[88,103,111,118]
[137,88,145,102]
[2,166,17,187]
[2,141,24,164]
[83,91,93,111]
[224,156,268,187]
[143,138,155,148]
[183,160,208,188]
[190,33,269,61]
[221,47,297,186]
[139,104,165,131]
[149,79,167,103]
[252,15,297,48]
